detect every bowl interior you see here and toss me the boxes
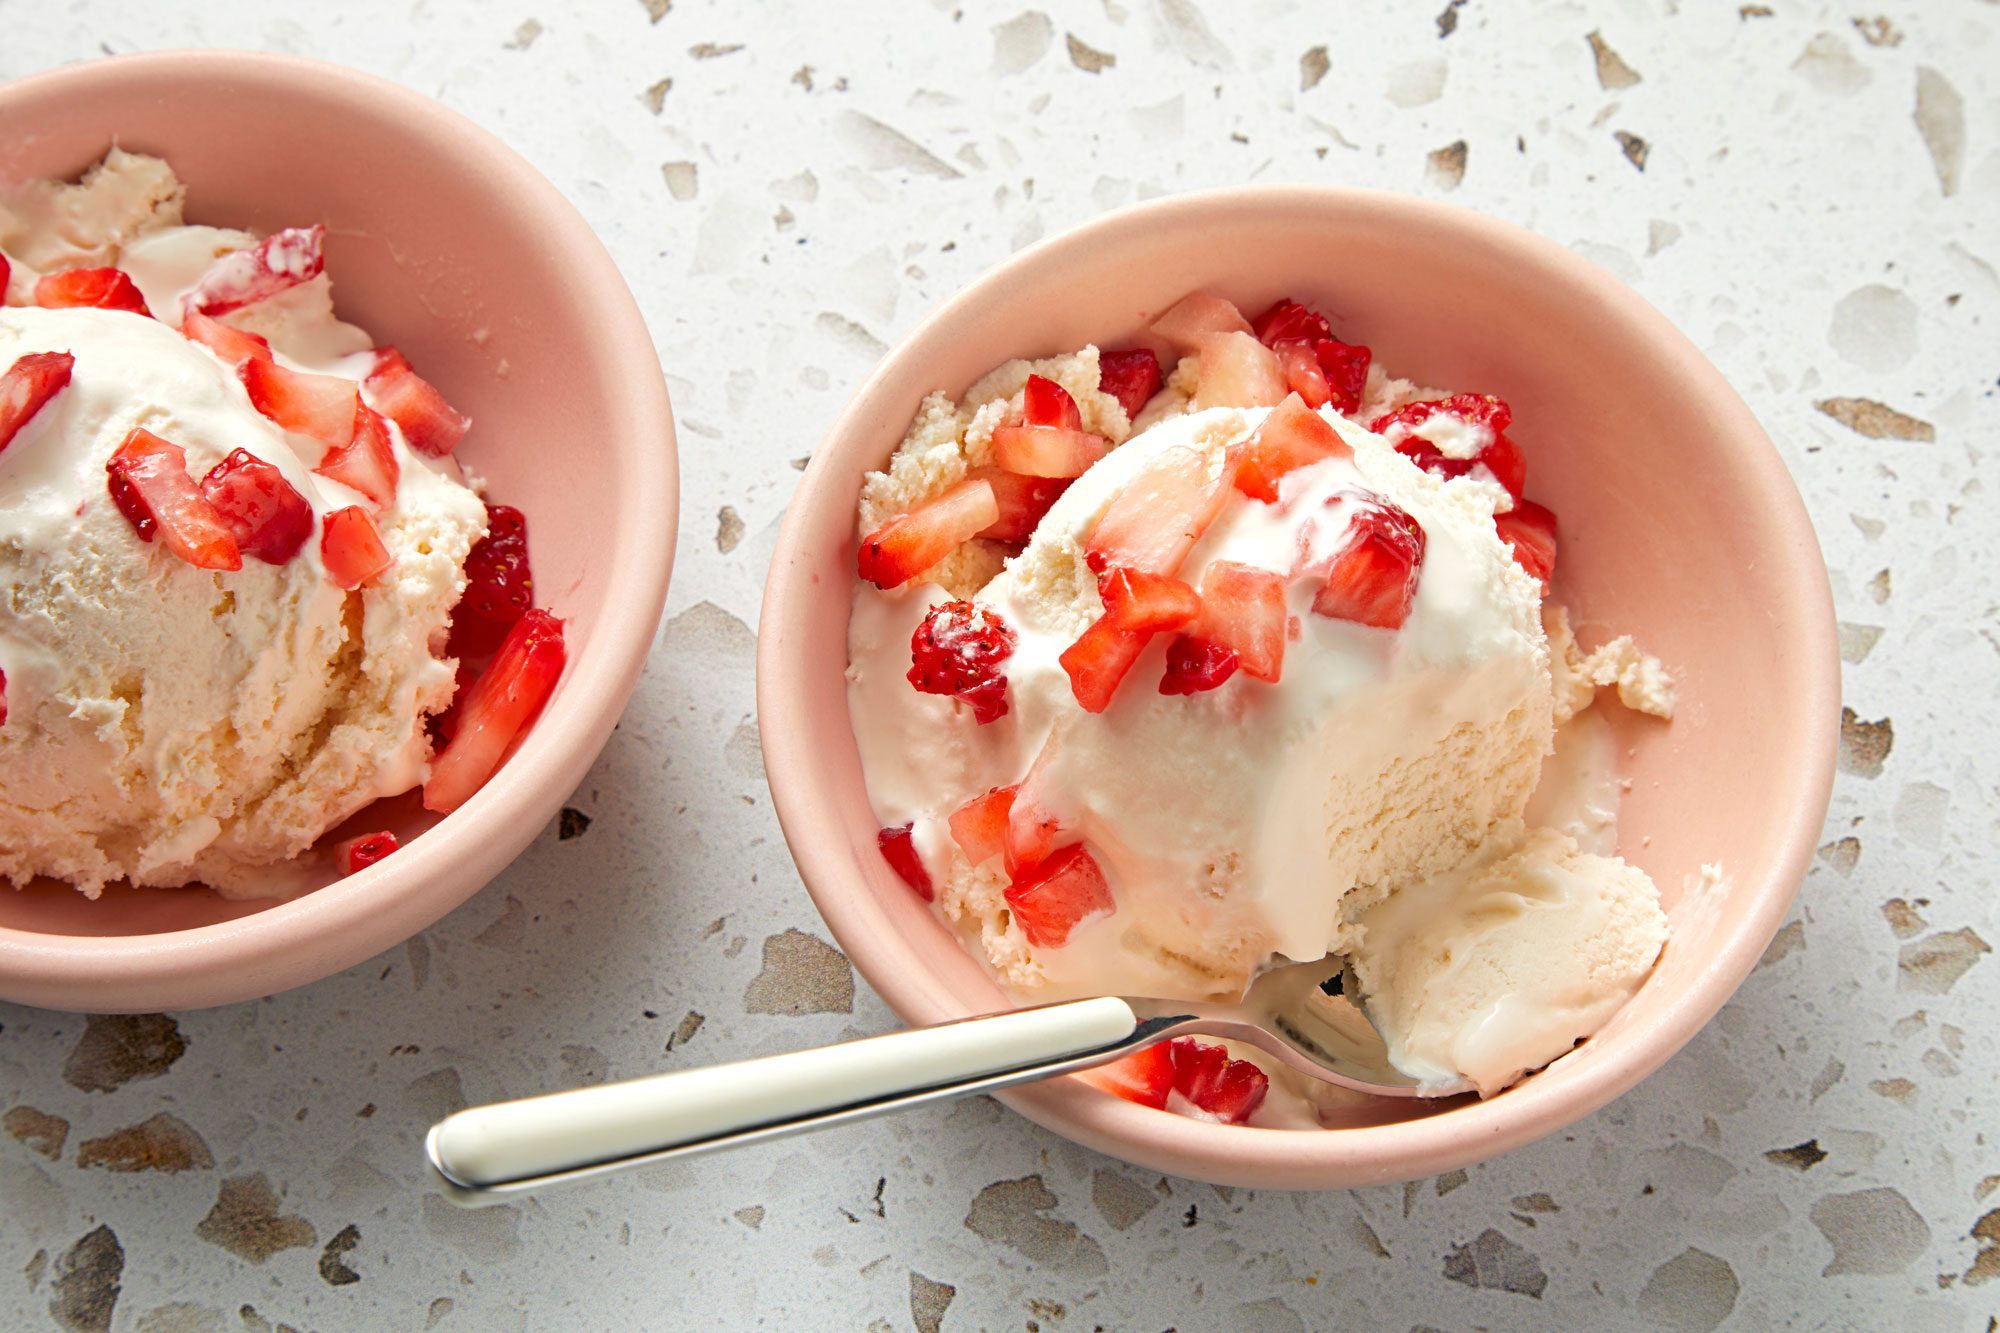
[763,188,1836,1186]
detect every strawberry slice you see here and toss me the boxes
[1159,635,1239,695]
[0,351,75,454]
[1234,393,1350,503]
[1315,339,1371,414]
[0,252,9,300]
[182,225,326,317]
[877,823,934,901]
[199,449,313,564]
[1005,741,1067,877]
[1194,331,1287,409]
[423,607,566,813]
[1193,561,1288,681]
[907,599,1016,724]
[1004,843,1114,948]
[34,267,151,316]
[857,477,998,589]
[1097,567,1199,634]
[990,424,1107,478]
[1302,496,1426,630]
[1251,298,1334,345]
[320,505,393,588]
[1096,348,1162,420]
[104,429,242,570]
[0,667,8,728]
[1167,1036,1269,1124]
[1495,499,1559,586]
[365,348,470,457]
[949,785,1018,865]
[1022,373,1082,429]
[1059,614,1152,713]
[1077,1043,1173,1109]
[1370,393,1525,499]
[1084,445,1234,578]
[314,403,399,509]
[1150,292,1252,350]
[449,503,535,659]
[241,356,359,449]
[969,467,1067,543]
[180,310,274,368]
[336,830,400,874]
[1270,338,1332,409]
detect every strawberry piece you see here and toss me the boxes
[365,348,470,457]
[1303,497,1426,630]
[241,356,359,449]
[1159,635,1239,695]
[0,252,9,300]
[1022,373,1082,429]
[1097,567,1199,634]
[337,830,400,873]
[1194,561,1288,681]
[1096,348,1163,420]
[1004,843,1114,948]
[320,505,393,588]
[1004,742,1067,877]
[1249,299,1372,413]
[907,599,1016,724]
[1194,331,1287,409]
[423,608,566,813]
[1167,1036,1269,1124]
[969,467,1067,543]
[989,424,1107,478]
[180,310,273,368]
[1234,393,1350,503]
[1315,339,1372,414]
[877,824,934,901]
[1084,445,1234,578]
[1059,614,1152,714]
[857,477,998,589]
[314,403,399,509]
[0,351,75,454]
[1495,499,1559,586]
[1270,338,1332,409]
[1077,1043,1173,1109]
[1251,298,1334,345]
[104,429,243,571]
[949,785,1018,866]
[182,225,326,317]
[1478,431,1527,500]
[0,667,7,728]
[1370,393,1524,500]
[199,448,313,565]
[34,267,151,316]
[449,503,535,659]
[1150,292,1252,350]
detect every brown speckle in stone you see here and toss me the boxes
[558,807,592,840]
[1635,1249,1739,1332]
[1881,897,1926,938]
[48,1226,122,1333]
[426,1297,454,1328]
[1812,1187,1931,1276]
[1586,31,1641,89]
[1426,140,1467,190]
[639,0,668,22]
[1852,16,1902,47]
[76,1113,213,1173]
[791,65,814,91]
[4,1105,69,1160]
[1300,45,1330,91]
[503,19,541,50]
[1766,1140,1829,1172]
[318,1225,361,1286]
[689,41,742,59]
[963,1176,1109,1274]
[1436,0,1466,39]
[716,505,745,553]
[1615,130,1650,171]
[1914,67,1964,197]
[641,77,671,113]
[1437,1168,1469,1196]
[1091,1168,1159,1231]
[1760,920,1806,967]
[1066,34,1115,73]
[666,1010,705,1052]
[560,1044,609,1085]
[1836,623,1884,664]
[1818,836,1863,875]
[909,1272,955,1333]
[790,456,811,471]
[196,1174,318,1263]
[63,1014,186,1093]
[743,928,854,1015]
[661,161,699,201]
[733,1205,765,1229]
[1870,1077,1917,1104]
[1511,1193,1560,1213]
[1811,1058,1844,1102]
[1739,4,1772,16]
[25,1249,47,1290]
[1838,708,1893,777]
[1964,1208,2000,1287]
[1815,397,1935,441]
[1350,1214,1391,1257]
[1977,1176,2000,1203]
[1898,928,1990,995]
[1866,569,1891,603]
[1442,1228,1547,1298]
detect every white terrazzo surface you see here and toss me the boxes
[2,3,1997,1329]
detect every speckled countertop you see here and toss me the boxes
[2,3,1995,1329]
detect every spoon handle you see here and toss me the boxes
[426,996,1186,1199]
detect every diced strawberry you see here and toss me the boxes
[1194,331,1287,409]
[314,402,399,509]
[1315,339,1372,414]
[0,351,74,454]
[907,599,1016,724]
[0,667,7,728]
[989,424,1107,479]
[337,830,400,874]
[1370,393,1524,499]
[1022,374,1082,429]
[1479,431,1527,500]
[199,448,313,565]
[320,505,393,588]
[1302,496,1427,630]
[969,467,1067,544]
[104,429,242,571]
[365,348,470,457]
[1495,499,1559,586]
[877,824,934,901]
[181,225,326,317]
[1159,636,1239,695]
[1059,614,1152,714]
[1077,1043,1173,1109]
[449,503,535,659]
[1097,567,1199,634]
[241,356,359,449]
[423,608,567,813]
[1096,348,1163,420]
[180,310,273,368]
[857,477,999,589]
[1005,741,1067,877]
[1084,444,1235,578]
[0,252,9,301]
[34,267,150,316]
[1194,561,1288,681]
[1251,298,1334,346]
[1150,292,1252,350]
[1167,1036,1269,1124]
[1270,338,1332,409]
[949,784,1018,865]
[1233,393,1350,503]
[1003,843,1114,948]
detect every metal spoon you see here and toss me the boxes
[425,956,1460,1200]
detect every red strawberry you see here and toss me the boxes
[199,449,313,564]
[1059,614,1152,713]
[877,824,934,901]
[449,503,535,659]
[1495,499,1559,586]
[1314,339,1371,414]
[1077,1043,1173,1109]
[104,429,242,571]
[1098,567,1199,634]
[1003,843,1114,948]
[1159,635,1239,695]
[1253,298,1332,344]
[1005,741,1067,876]
[1234,393,1349,503]
[857,477,998,589]
[423,608,566,813]
[969,467,1068,543]
[949,784,1018,866]
[320,505,393,588]
[0,252,9,300]
[1270,338,1332,409]
[180,310,273,368]
[182,225,326,317]
[0,351,75,454]
[1195,331,1287,408]
[1167,1037,1269,1124]
[1150,292,1252,350]
[0,667,7,728]
[1249,299,1371,413]
[365,348,470,457]
[337,830,400,873]
[1302,497,1426,629]
[34,267,150,316]
[989,423,1107,478]
[241,356,359,449]
[1022,374,1082,429]
[314,403,399,509]
[1096,348,1163,420]
[1085,444,1235,578]
[1370,393,1524,500]
[1194,561,1288,681]
[907,599,1016,724]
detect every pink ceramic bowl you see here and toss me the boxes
[0,52,676,1011]
[760,187,1838,1189]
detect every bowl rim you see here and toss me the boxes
[758,183,1839,1188]
[0,49,678,1011]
